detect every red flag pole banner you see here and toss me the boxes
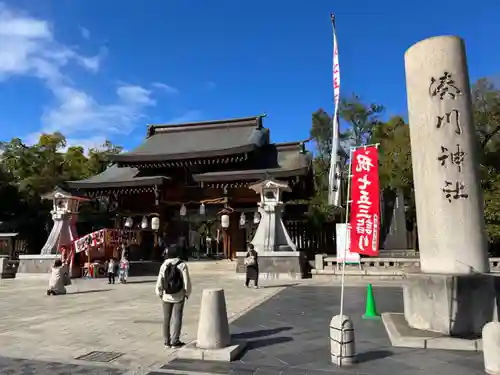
[349,145,380,256]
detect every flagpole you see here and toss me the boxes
[338,146,353,329]
[329,12,341,207]
[338,143,380,366]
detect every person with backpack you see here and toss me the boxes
[244,243,259,288]
[155,246,191,348]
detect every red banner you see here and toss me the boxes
[349,146,380,256]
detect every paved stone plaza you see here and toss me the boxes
[0,274,487,374]
[0,272,291,374]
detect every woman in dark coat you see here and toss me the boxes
[244,244,259,288]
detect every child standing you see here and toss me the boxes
[107,258,116,284]
[119,256,130,283]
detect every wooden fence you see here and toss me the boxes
[283,219,336,259]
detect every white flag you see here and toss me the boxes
[328,14,341,206]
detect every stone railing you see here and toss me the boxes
[313,254,500,278]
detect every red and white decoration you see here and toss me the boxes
[74,229,107,253]
[348,146,380,256]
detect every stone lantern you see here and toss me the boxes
[17,187,89,279]
[236,178,304,280]
[41,187,88,255]
[250,179,296,252]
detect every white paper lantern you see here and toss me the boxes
[199,203,206,215]
[253,212,261,224]
[221,214,230,229]
[124,217,133,228]
[140,216,148,229]
[239,212,246,227]
[151,217,160,231]
[180,204,187,217]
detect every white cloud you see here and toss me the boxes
[79,26,90,40]
[118,85,156,106]
[0,3,158,145]
[152,82,178,94]
[0,4,101,82]
[0,3,205,153]
[42,84,156,135]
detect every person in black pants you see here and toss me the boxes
[244,244,259,288]
[107,257,117,284]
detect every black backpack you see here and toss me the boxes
[163,260,184,294]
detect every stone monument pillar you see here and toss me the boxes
[402,36,498,336]
[382,189,408,252]
[405,35,488,274]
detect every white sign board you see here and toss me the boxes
[336,223,361,264]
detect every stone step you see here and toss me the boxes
[186,260,237,273]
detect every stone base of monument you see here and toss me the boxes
[404,273,500,335]
[235,251,305,280]
[176,340,246,362]
[15,254,60,280]
[176,288,246,362]
[382,312,482,351]
[382,272,500,351]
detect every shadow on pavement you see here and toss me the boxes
[232,327,293,339]
[70,289,112,295]
[246,336,294,350]
[261,283,298,289]
[356,349,394,363]
[124,280,156,284]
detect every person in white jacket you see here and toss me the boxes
[47,259,70,295]
[155,246,192,348]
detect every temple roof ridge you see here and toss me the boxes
[110,115,270,164]
[146,114,266,137]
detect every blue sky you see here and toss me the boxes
[0,0,498,152]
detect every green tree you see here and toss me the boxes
[0,165,23,224]
[339,93,385,147]
[371,116,415,247]
[472,78,500,247]
[0,133,123,253]
[307,109,341,225]
[371,116,413,194]
[87,141,123,175]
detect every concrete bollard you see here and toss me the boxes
[330,314,356,366]
[196,288,231,350]
[483,322,500,374]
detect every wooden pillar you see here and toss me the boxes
[229,212,244,259]
[222,229,230,260]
